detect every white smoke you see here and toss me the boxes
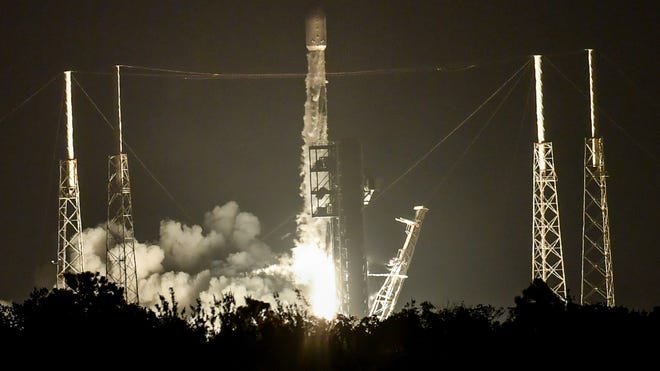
[159,221,224,273]
[82,201,303,311]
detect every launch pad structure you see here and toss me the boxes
[49,10,617,317]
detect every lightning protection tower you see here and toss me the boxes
[56,71,84,288]
[531,55,567,300]
[581,49,614,306]
[106,66,139,304]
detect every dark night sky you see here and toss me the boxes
[1,1,657,310]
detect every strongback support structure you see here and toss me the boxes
[369,206,428,321]
[531,55,567,300]
[309,140,368,317]
[336,139,368,317]
[310,144,337,218]
[581,49,614,306]
[309,144,348,314]
[106,66,139,304]
[56,71,84,288]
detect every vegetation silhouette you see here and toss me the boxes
[0,274,656,367]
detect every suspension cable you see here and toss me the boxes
[368,60,531,206]
[422,61,530,203]
[0,73,60,127]
[72,76,194,223]
[545,57,658,164]
[114,64,479,80]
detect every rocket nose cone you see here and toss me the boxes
[306,7,327,50]
[306,6,325,28]
[308,6,325,19]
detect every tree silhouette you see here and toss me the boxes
[0,273,657,366]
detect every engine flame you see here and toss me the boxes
[292,242,337,319]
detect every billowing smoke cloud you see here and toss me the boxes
[82,201,305,311]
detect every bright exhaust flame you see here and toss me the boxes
[292,242,337,319]
[292,174,336,318]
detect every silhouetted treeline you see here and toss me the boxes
[1,273,657,368]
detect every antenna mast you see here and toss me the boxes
[106,66,140,303]
[531,55,567,300]
[581,49,615,306]
[56,71,84,288]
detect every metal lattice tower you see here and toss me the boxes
[531,56,567,300]
[581,49,614,306]
[57,159,84,288]
[106,66,139,304]
[369,206,429,321]
[56,71,84,289]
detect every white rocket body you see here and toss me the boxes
[306,9,326,51]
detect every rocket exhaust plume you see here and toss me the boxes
[292,8,338,319]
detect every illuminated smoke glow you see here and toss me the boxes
[83,201,304,312]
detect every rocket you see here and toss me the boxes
[306,7,326,51]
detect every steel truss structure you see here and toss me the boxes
[56,159,84,288]
[106,153,139,303]
[581,137,614,306]
[369,206,428,321]
[532,142,567,300]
